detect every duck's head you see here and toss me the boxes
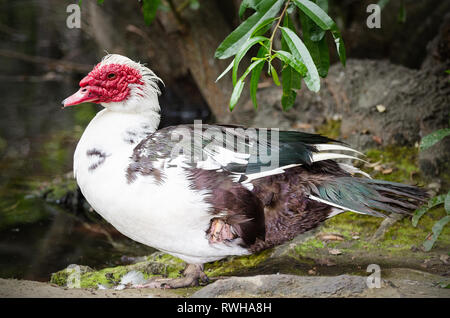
[62,54,163,113]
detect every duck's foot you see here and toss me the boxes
[134,264,208,289]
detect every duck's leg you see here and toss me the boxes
[135,264,209,289]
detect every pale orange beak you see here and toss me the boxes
[62,86,99,107]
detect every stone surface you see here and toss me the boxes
[192,269,450,298]
[0,278,185,298]
[2,268,448,298]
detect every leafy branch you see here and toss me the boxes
[215,0,346,111]
[412,114,450,251]
[134,0,346,112]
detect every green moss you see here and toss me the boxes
[50,252,186,289]
[38,174,78,203]
[79,266,130,288]
[293,206,449,262]
[50,269,70,286]
[0,196,53,231]
[294,238,326,255]
[205,249,272,277]
[364,146,423,184]
[145,252,186,278]
[290,143,449,266]
[316,119,341,140]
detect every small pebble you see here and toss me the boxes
[376,104,386,113]
[328,248,342,255]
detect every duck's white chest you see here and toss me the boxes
[73,110,249,263]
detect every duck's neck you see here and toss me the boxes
[81,108,161,151]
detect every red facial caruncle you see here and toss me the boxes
[62,63,144,107]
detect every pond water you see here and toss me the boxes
[0,72,210,281]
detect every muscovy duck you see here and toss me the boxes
[63,54,427,288]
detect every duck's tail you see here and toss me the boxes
[308,177,429,217]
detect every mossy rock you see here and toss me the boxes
[50,253,186,289]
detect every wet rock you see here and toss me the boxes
[192,274,367,298]
[0,278,183,298]
[192,269,450,298]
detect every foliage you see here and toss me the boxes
[215,0,346,111]
[419,128,450,151]
[133,0,345,112]
[413,119,450,251]
[378,0,406,23]
[142,0,161,25]
[413,193,450,251]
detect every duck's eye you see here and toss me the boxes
[107,73,116,79]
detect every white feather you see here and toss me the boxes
[338,163,372,179]
[242,164,302,183]
[314,144,364,155]
[311,152,367,163]
[308,194,368,215]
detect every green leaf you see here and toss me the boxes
[142,0,160,25]
[315,0,328,12]
[445,191,450,215]
[251,17,278,37]
[280,27,320,92]
[282,58,302,90]
[280,14,300,111]
[232,36,268,86]
[239,0,259,19]
[230,80,245,111]
[412,194,446,227]
[309,0,328,42]
[216,59,234,82]
[292,0,346,66]
[281,14,307,90]
[377,0,390,10]
[230,59,266,111]
[293,0,334,30]
[189,0,200,10]
[423,215,450,251]
[275,50,307,77]
[420,128,450,151]
[299,10,330,77]
[271,66,280,86]
[281,61,300,111]
[97,0,104,4]
[330,27,346,66]
[281,89,297,111]
[397,0,406,23]
[250,46,267,109]
[215,0,284,59]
